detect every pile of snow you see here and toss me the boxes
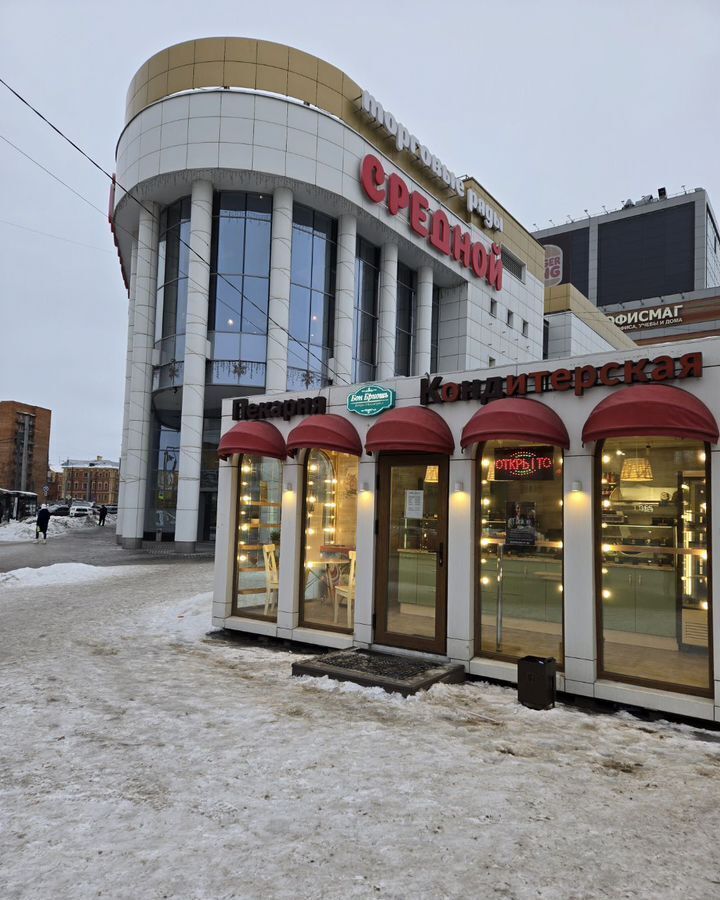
[0,562,144,589]
[0,514,100,542]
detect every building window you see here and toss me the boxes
[507,310,514,328]
[430,285,440,373]
[488,357,496,368]
[490,299,497,318]
[353,237,380,383]
[598,437,711,694]
[522,319,529,338]
[395,263,416,377]
[234,455,283,621]
[299,449,359,633]
[156,197,191,364]
[288,205,337,390]
[477,442,564,663]
[209,192,272,385]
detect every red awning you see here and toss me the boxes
[286,414,363,456]
[365,407,454,455]
[582,384,719,444]
[461,398,570,450]
[217,420,287,461]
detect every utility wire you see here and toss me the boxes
[0,215,114,253]
[0,76,353,387]
[0,130,345,394]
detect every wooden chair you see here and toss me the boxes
[262,543,279,615]
[333,551,356,626]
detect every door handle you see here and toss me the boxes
[438,542,444,567]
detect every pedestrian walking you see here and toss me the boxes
[36,504,50,541]
[98,504,107,526]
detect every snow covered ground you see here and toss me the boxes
[0,513,110,543]
[2,560,720,899]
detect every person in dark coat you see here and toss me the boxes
[36,504,50,541]
[98,505,107,526]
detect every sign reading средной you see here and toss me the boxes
[232,396,327,422]
[420,352,703,407]
[360,154,503,291]
[346,384,396,417]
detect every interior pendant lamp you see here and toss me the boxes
[620,446,654,482]
[424,465,439,483]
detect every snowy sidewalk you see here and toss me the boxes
[1,560,720,899]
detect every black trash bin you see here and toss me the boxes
[517,656,556,710]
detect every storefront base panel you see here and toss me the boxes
[563,678,596,699]
[223,616,278,639]
[371,643,450,665]
[446,638,473,663]
[594,680,715,723]
[291,628,354,650]
[469,657,518,684]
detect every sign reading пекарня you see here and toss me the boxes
[420,352,703,406]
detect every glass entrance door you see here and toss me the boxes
[374,455,448,654]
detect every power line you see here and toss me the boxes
[0,76,353,387]
[0,216,114,253]
[0,130,344,394]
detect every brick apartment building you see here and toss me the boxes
[62,457,120,505]
[0,401,51,499]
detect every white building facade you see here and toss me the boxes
[214,339,720,723]
[111,38,546,550]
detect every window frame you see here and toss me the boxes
[593,437,714,697]
[474,441,565,667]
[297,449,357,635]
[232,452,283,623]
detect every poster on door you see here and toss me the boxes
[404,490,424,519]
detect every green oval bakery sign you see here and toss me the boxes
[346,384,396,416]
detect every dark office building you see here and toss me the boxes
[534,188,719,307]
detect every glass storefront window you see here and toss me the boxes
[598,437,711,693]
[300,449,359,632]
[234,454,283,621]
[145,422,181,540]
[477,441,564,662]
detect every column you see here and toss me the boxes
[376,242,398,380]
[277,458,302,637]
[116,239,138,544]
[353,459,377,646]
[333,214,357,386]
[415,265,433,376]
[122,203,159,548]
[265,187,293,392]
[175,180,213,551]
[446,457,474,663]
[212,453,238,626]
[562,447,597,696]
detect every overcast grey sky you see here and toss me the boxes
[1,0,718,465]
